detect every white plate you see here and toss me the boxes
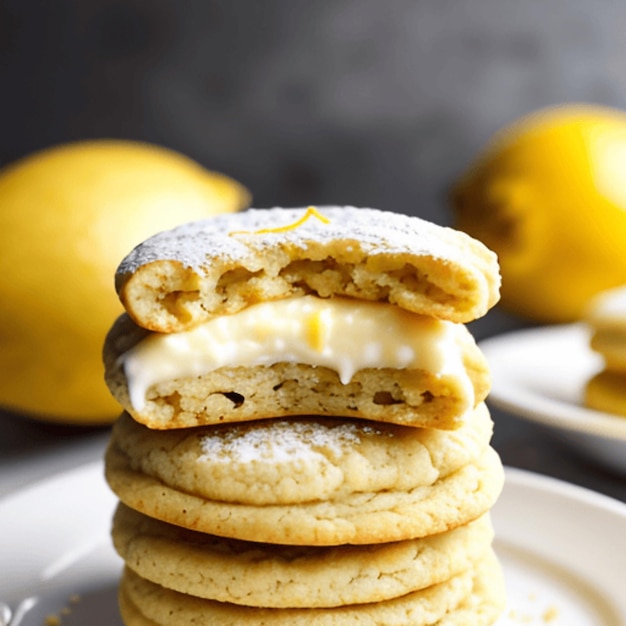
[480,323,626,475]
[0,462,624,625]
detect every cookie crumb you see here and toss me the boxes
[542,605,559,622]
[44,594,81,625]
[507,607,533,623]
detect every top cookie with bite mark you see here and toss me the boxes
[115,206,501,333]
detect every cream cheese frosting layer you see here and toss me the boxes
[121,296,474,412]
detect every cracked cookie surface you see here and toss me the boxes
[112,504,494,608]
[117,548,505,625]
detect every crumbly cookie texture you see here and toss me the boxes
[117,549,505,626]
[112,504,494,608]
[108,405,493,506]
[115,207,501,332]
[103,312,490,430]
[104,439,504,546]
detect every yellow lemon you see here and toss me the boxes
[451,104,626,323]
[0,140,250,424]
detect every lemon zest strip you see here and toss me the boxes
[306,310,326,352]
[230,206,330,236]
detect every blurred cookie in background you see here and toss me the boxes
[584,285,626,416]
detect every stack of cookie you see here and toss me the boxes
[583,285,626,416]
[103,206,506,625]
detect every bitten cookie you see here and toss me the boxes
[112,504,494,608]
[117,549,505,626]
[115,206,501,333]
[103,303,491,430]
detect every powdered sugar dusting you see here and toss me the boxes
[116,206,490,277]
[197,419,383,465]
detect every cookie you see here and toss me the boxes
[112,504,494,608]
[107,404,493,507]
[584,370,626,417]
[105,427,504,545]
[104,299,490,430]
[432,548,506,626]
[117,548,505,625]
[584,285,626,371]
[114,206,500,333]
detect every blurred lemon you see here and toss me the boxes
[452,104,626,323]
[0,140,250,424]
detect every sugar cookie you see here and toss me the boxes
[117,549,504,625]
[107,405,494,507]
[115,206,500,333]
[585,285,626,371]
[584,370,626,417]
[105,433,504,546]
[113,504,494,608]
[104,305,490,430]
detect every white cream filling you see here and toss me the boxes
[122,296,474,412]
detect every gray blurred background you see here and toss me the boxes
[2,0,626,225]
